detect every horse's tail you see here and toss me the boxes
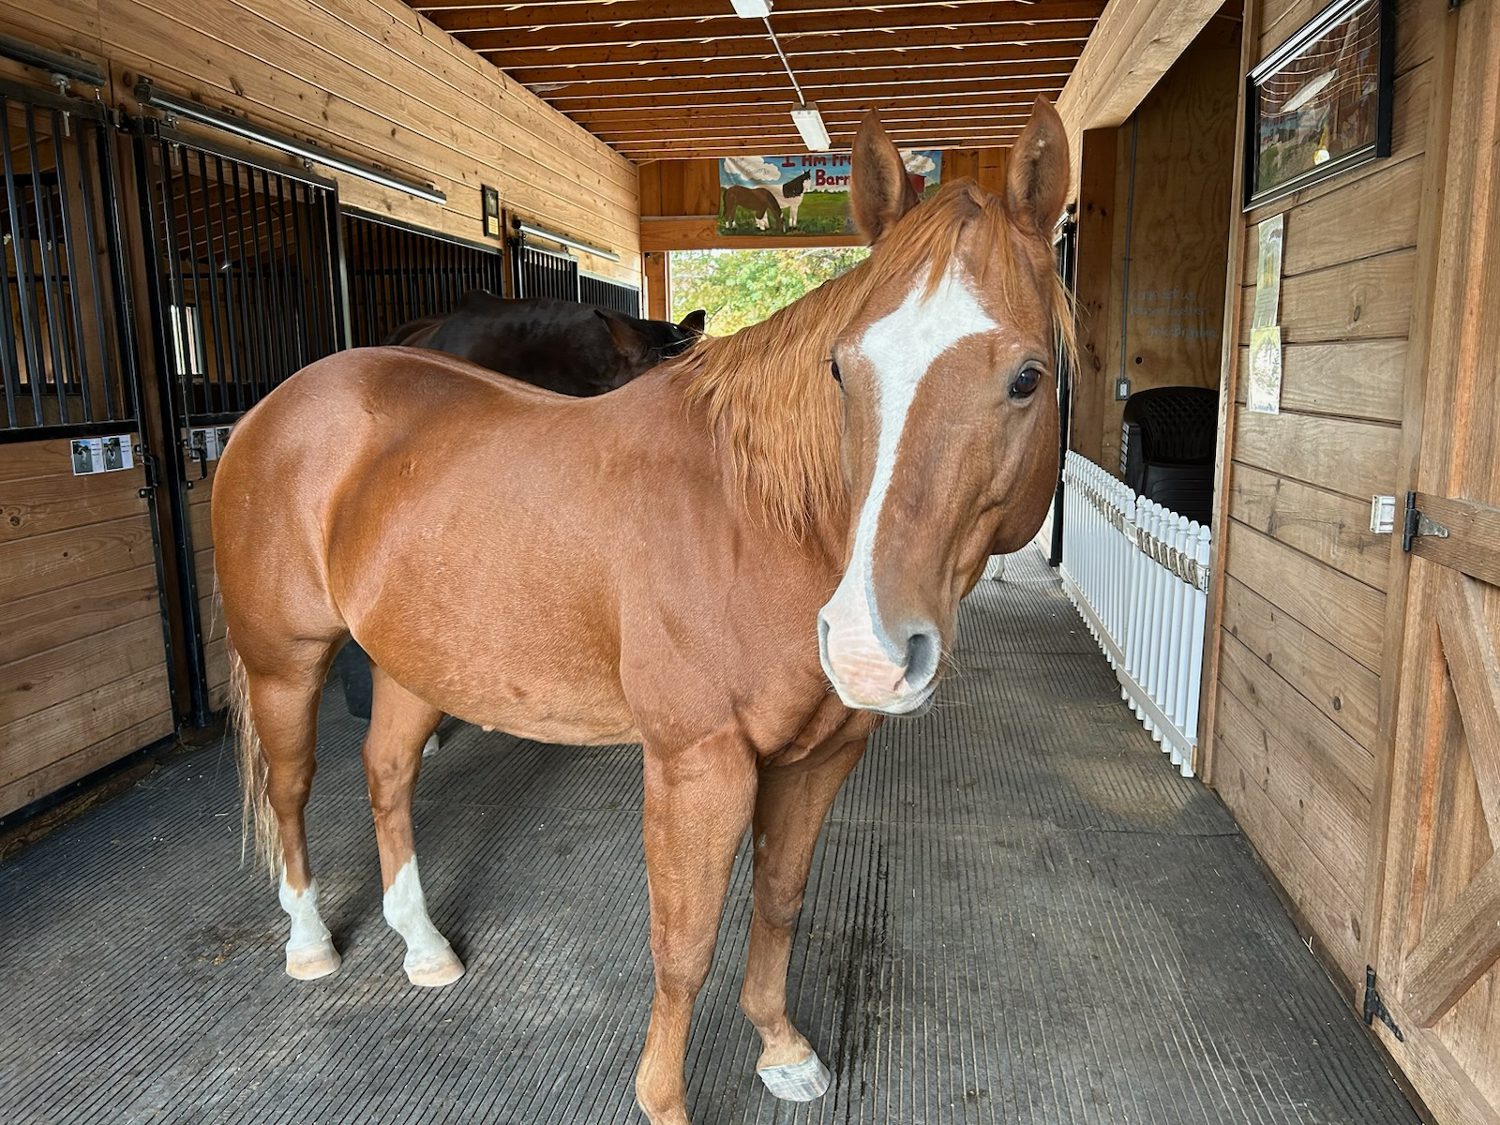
[228,640,280,877]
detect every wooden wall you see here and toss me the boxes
[0,442,175,818]
[1205,0,1443,993]
[0,0,640,281]
[639,148,1009,253]
[1070,17,1240,469]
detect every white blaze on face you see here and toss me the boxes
[819,266,997,710]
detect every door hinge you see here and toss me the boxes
[1402,491,1450,553]
[1363,967,1404,1041]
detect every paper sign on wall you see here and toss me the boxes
[1248,214,1285,414]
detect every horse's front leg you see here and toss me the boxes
[740,734,868,1100]
[635,732,758,1125]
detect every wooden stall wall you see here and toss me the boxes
[0,0,640,282]
[1070,17,1240,470]
[0,443,175,818]
[639,148,1009,254]
[1204,0,1444,995]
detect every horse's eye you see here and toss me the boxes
[830,357,842,385]
[1010,365,1043,399]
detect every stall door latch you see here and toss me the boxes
[1402,491,1450,553]
[1363,967,1404,1041]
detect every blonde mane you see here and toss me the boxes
[669,179,1076,540]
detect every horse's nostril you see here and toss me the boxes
[904,627,941,690]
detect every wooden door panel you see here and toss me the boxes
[1373,2,1500,1122]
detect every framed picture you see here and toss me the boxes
[1244,0,1394,208]
[481,185,501,239]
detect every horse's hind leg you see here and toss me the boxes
[363,664,463,987]
[242,652,342,980]
[740,735,868,1100]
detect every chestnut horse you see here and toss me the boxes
[213,101,1070,1125]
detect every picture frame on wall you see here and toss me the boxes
[1244,0,1394,208]
[481,185,502,238]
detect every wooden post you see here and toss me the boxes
[1069,127,1117,467]
[644,251,669,320]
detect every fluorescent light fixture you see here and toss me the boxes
[730,0,772,17]
[791,102,831,152]
[514,219,620,263]
[134,80,446,204]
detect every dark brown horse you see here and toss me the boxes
[722,184,783,233]
[213,102,1071,1125]
[388,292,705,396]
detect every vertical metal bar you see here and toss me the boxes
[210,155,245,414]
[250,165,282,399]
[243,167,274,403]
[262,171,293,386]
[288,179,318,361]
[23,104,71,424]
[0,98,22,428]
[192,148,230,419]
[269,173,299,373]
[49,107,94,424]
[402,226,420,322]
[73,112,116,420]
[323,187,349,353]
[358,215,375,346]
[1,99,47,423]
[234,159,270,405]
[155,141,196,426]
[165,137,211,418]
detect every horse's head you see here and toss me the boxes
[817,100,1069,716]
[596,308,708,384]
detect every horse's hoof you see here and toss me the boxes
[405,946,465,988]
[757,1050,831,1102]
[422,732,440,757]
[285,940,341,980]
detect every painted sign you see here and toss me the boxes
[717,151,943,237]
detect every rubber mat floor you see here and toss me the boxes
[0,547,1419,1124]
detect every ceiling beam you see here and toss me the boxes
[417,0,1098,23]
[618,134,1024,159]
[570,95,1056,127]
[428,0,1105,35]
[503,49,1078,85]
[545,75,1069,110]
[598,106,1035,134]
[1056,0,1225,172]
[478,31,1087,68]
[464,16,1095,53]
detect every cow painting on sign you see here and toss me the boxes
[213,101,1071,1125]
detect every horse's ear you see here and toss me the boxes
[678,309,706,336]
[1004,98,1070,236]
[595,309,651,364]
[851,111,919,245]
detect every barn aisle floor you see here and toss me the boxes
[0,546,1418,1124]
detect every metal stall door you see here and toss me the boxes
[579,273,642,318]
[1371,7,1500,1123]
[513,240,580,302]
[133,125,345,725]
[0,77,176,816]
[341,211,504,347]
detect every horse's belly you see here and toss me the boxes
[442,668,639,747]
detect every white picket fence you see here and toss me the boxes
[1058,452,1212,777]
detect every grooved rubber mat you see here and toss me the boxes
[0,548,1417,1124]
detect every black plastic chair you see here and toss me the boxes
[1119,386,1218,526]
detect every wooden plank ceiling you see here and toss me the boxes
[406,0,1104,161]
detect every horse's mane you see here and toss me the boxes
[668,179,1076,541]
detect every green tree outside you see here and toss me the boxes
[670,247,869,336]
